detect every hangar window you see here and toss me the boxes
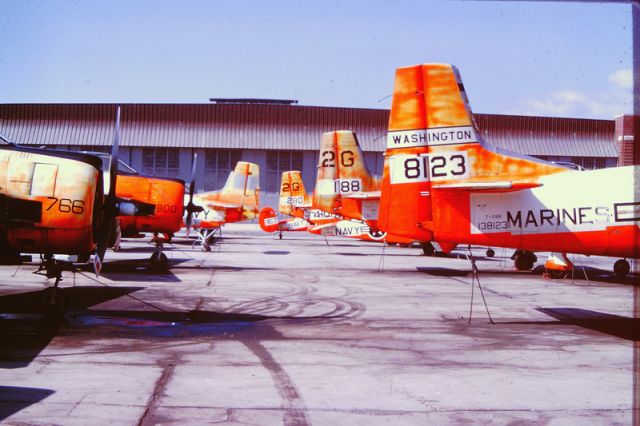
[266,151,303,193]
[142,148,180,177]
[204,149,242,191]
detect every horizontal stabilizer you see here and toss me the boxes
[205,201,243,210]
[342,191,381,200]
[431,181,542,192]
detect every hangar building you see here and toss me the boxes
[0,101,623,208]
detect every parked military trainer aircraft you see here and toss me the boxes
[312,130,419,247]
[259,167,392,242]
[0,108,129,315]
[80,152,190,270]
[378,63,639,277]
[187,161,260,251]
[258,170,313,237]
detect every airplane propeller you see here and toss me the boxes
[184,152,203,237]
[93,106,121,275]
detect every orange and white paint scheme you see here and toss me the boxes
[378,63,640,276]
[260,168,387,241]
[259,171,312,234]
[191,161,260,229]
[0,141,103,260]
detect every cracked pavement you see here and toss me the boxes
[0,224,638,425]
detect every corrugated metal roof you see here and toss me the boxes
[0,103,617,157]
[475,114,617,157]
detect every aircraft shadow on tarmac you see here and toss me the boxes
[0,284,364,368]
[416,264,638,286]
[415,267,470,277]
[0,386,55,421]
[263,250,290,255]
[0,286,143,369]
[96,259,190,282]
[537,308,640,341]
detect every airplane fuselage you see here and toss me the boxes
[432,166,639,258]
[0,145,102,256]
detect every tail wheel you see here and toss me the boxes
[486,248,495,258]
[613,259,630,278]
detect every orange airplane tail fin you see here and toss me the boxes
[259,207,279,233]
[313,132,339,214]
[226,161,260,219]
[313,131,380,220]
[278,170,310,217]
[378,63,567,240]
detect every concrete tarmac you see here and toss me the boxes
[0,224,638,425]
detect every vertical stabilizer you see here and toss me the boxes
[313,130,380,221]
[378,64,566,241]
[278,170,310,217]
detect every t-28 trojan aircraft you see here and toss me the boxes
[312,130,418,246]
[258,170,313,237]
[187,161,260,251]
[82,152,189,270]
[378,63,639,277]
[0,108,131,315]
[259,169,380,240]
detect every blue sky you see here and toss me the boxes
[0,0,633,119]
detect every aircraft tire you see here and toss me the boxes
[613,259,630,278]
[486,249,495,258]
[39,288,66,318]
[514,254,534,271]
[421,242,435,256]
[150,252,168,271]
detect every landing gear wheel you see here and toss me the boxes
[421,242,435,256]
[514,254,534,271]
[38,288,66,318]
[486,248,495,258]
[613,259,630,278]
[279,232,283,240]
[150,252,168,271]
[202,243,211,253]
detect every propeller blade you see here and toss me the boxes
[185,152,198,237]
[95,106,121,265]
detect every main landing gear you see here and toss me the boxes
[149,232,169,271]
[194,228,220,252]
[512,250,537,271]
[34,256,68,318]
[613,259,630,278]
[421,242,435,256]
